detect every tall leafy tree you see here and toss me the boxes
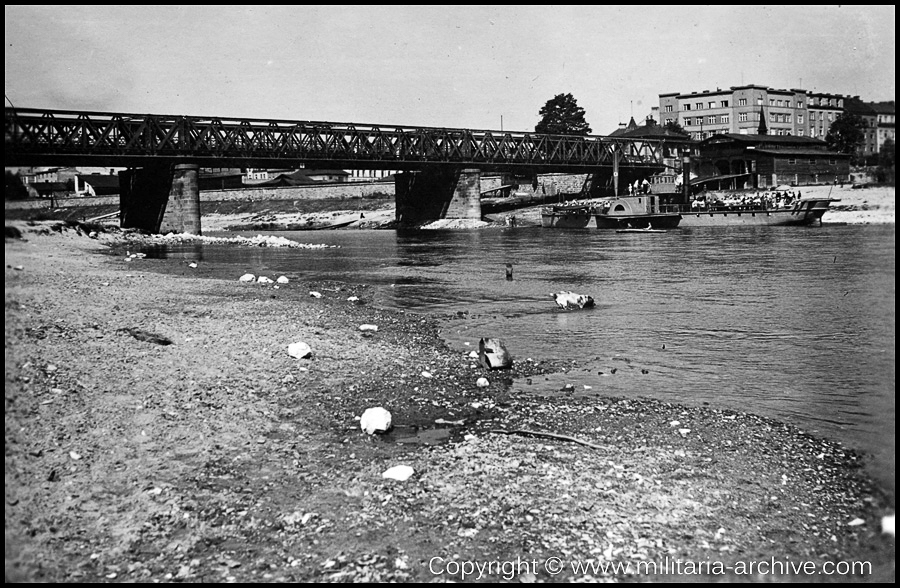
[878,137,895,169]
[825,112,866,156]
[535,93,592,135]
[5,170,29,200]
[663,120,688,136]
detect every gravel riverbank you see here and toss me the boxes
[4,221,895,582]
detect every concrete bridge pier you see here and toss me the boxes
[119,163,201,235]
[394,167,481,226]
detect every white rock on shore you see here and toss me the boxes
[360,407,392,434]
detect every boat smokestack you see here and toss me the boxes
[682,149,691,205]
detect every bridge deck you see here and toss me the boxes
[6,108,687,172]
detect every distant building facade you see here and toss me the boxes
[659,85,893,155]
[660,85,809,140]
[870,101,896,153]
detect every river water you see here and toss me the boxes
[143,224,895,499]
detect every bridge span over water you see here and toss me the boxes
[5,107,689,233]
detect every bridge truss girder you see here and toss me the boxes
[5,108,687,173]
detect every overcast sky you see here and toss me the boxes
[4,5,895,135]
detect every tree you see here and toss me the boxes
[5,170,29,201]
[535,93,592,135]
[663,120,688,137]
[878,137,895,169]
[876,137,895,184]
[825,112,866,158]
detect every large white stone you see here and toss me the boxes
[239,273,256,282]
[287,341,312,359]
[276,276,290,284]
[360,407,392,434]
[382,465,414,481]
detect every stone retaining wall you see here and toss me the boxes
[201,181,395,202]
[481,173,589,197]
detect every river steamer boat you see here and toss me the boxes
[593,195,682,230]
[675,197,839,227]
[540,203,594,228]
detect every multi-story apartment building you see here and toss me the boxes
[660,85,808,140]
[870,101,896,153]
[806,92,846,140]
[660,85,894,162]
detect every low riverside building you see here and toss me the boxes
[695,133,850,189]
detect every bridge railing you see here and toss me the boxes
[5,107,688,170]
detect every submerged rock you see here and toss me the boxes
[479,338,512,370]
[552,291,595,309]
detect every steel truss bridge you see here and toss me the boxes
[5,107,687,173]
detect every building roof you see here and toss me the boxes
[305,169,350,177]
[30,182,68,193]
[844,97,878,116]
[609,117,690,140]
[701,133,829,147]
[754,148,850,158]
[76,174,120,189]
[869,101,895,115]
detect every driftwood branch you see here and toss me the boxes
[490,429,609,451]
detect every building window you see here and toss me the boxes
[696,102,703,110]
[739,112,748,122]
[709,101,716,108]
[785,114,791,123]
[721,100,729,107]
[797,101,804,108]
[757,96,763,105]
[798,114,804,124]
[739,98,747,106]
[708,115,716,124]
[665,105,673,112]
[684,104,691,111]
[788,158,796,164]
[798,129,804,136]
[827,113,833,121]
[684,117,692,126]
[720,115,729,124]
[769,99,775,106]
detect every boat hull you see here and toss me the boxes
[541,206,593,228]
[594,213,682,230]
[677,199,836,227]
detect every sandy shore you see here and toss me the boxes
[4,221,895,582]
[198,185,894,232]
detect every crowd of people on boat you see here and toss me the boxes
[627,179,652,196]
[690,189,803,212]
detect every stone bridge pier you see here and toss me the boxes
[119,163,201,235]
[394,167,481,225]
